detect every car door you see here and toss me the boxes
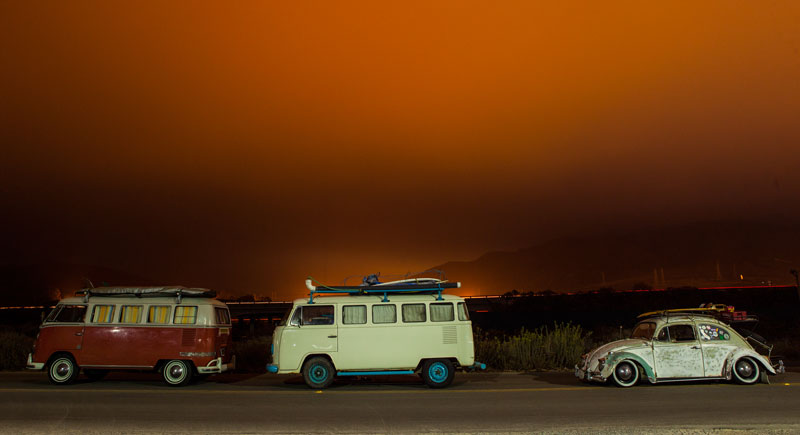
[698,323,737,377]
[280,304,338,371]
[653,323,705,379]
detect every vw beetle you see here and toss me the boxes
[575,313,784,387]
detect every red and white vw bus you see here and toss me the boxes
[27,286,234,386]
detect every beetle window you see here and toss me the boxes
[342,305,367,324]
[48,305,87,323]
[301,305,334,325]
[667,324,696,342]
[215,307,231,325]
[372,304,396,324]
[656,327,669,342]
[631,322,656,340]
[174,306,198,324]
[148,306,171,324]
[119,305,142,323]
[698,324,731,341]
[402,304,427,323]
[457,302,470,321]
[430,303,455,322]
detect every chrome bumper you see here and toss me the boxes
[26,354,44,370]
[197,356,235,374]
[575,364,605,383]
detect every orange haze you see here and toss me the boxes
[2,1,799,299]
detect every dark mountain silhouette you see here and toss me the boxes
[0,263,157,305]
[434,221,800,295]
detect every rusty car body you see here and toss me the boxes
[575,314,784,387]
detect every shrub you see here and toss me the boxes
[234,336,271,373]
[0,331,34,371]
[475,323,590,371]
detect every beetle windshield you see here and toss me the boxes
[631,322,656,339]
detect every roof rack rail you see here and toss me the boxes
[76,286,216,304]
[304,277,460,304]
[637,303,759,324]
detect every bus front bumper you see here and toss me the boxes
[198,356,235,374]
[26,354,44,370]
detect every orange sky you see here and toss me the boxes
[2,1,799,299]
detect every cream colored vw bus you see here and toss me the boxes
[267,279,484,388]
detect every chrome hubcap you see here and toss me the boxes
[56,363,70,376]
[169,364,184,378]
[616,364,633,381]
[737,361,754,378]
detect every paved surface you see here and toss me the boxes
[1,370,799,434]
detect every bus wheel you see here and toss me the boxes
[422,359,455,388]
[48,355,80,385]
[84,369,109,381]
[162,360,193,387]
[303,357,334,389]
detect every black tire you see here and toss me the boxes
[733,357,760,385]
[84,369,109,382]
[48,355,80,385]
[162,360,193,387]
[612,361,639,388]
[421,359,455,388]
[302,357,335,389]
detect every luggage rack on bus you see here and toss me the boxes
[305,277,461,304]
[76,286,217,304]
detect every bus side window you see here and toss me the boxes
[174,306,198,324]
[91,305,115,323]
[342,305,367,324]
[402,304,426,323]
[148,306,171,324]
[457,302,469,321]
[215,307,231,325]
[120,305,143,323]
[372,304,396,324]
[430,303,454,322]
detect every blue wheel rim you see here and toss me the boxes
[309,364,328,384]
[428,362,448,383]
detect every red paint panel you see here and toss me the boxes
[32,325,84,364]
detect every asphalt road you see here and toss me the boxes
[1,370,799,434]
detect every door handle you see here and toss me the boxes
[690,345,700,349]
[75,332,83,336]
[328,335,337,338]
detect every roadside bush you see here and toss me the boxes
[234,336,271,373]
[475,323,590,371]
[0,331,34,371]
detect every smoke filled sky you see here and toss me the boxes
[2,1,799,299]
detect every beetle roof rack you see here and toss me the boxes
[305,277,460,303]
[637,303,759,324]
[76,286,216,304]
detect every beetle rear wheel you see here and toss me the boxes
[421,359,455,388]
[48,355,79,385]
[302,357,335,389]
[733,357,760,385]
[162,360,193,387]
[612,361,639,388]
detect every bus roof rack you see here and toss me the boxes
[305,277,460,303]
[76,286,216,304]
